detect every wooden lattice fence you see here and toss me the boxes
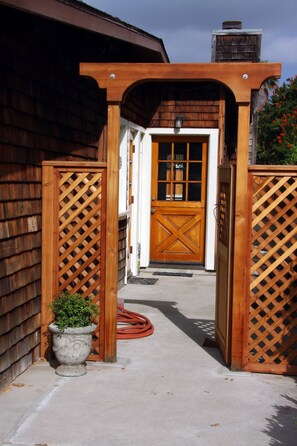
[246,167,297,374]
[41,162,106,360]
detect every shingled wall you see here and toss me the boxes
[0,5,114,388]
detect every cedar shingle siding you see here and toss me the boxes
[122,82,221,129]
[0,3,160,388]
[0,6,104,387]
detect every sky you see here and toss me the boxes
[84,0,297,85]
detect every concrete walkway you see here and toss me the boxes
[1,269,296,446]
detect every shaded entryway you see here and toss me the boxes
[79,61,287,375]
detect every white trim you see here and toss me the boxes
[129,129,141,276]
[118,122,219,275]
[140,128,219,270]
[204,130,219,270]
[118,122,128,215]
[139,131,153,268]
[119,119,147,277]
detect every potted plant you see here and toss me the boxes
[49,291,99,377]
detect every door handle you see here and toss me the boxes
[151,208,156,215]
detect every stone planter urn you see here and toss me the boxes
[49,323,96,377]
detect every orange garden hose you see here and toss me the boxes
[117,305,154,339]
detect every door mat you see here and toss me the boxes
[153,272,193,277]
[127,277,158,285]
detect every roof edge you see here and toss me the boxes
[0,0,170,62]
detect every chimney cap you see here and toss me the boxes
[222,21,242,30]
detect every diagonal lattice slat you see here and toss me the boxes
[248,173,297,369]
[57,170,106,360]
[218,182,230,247]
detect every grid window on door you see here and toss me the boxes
[157,142,203,202]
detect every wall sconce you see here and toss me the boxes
[174,115,183,130]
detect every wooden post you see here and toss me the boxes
[231,102,251,370]
[218,87,226,165]
[41,164,59,357]
[104,102,121,362]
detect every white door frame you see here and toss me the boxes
[119,122,219,274]
[140,128,219,271]
[119,120,146,277]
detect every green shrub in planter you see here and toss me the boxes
[50,291,99,331]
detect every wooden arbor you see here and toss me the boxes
[79,62,281,368]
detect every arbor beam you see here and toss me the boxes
[80,62,281,103]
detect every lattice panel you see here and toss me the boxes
[58,170,106,360]
[249,174,297,370]
[218,182,230,246]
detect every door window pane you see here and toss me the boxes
[174,162,186,181]
[173,183,185,201]
[174,143,186,160]
[188,183,201,201]
[156,139,204,203]
[159,143,172,160]
[189,163,202,181]
[158,162,169,181]
[158,182,171,200]
[189,142,202,160]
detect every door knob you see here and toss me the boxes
[151,208,156,215]
[151,197,156,201]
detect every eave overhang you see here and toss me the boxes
[0,0,169,62]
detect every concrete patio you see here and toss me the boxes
[1,269,296,446]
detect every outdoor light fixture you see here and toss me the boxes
[174,115,183,129]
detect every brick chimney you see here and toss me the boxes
[211,21,262,62]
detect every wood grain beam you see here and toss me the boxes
[80,62,281,103]
[231,103,251,370]
[104,103,121,362]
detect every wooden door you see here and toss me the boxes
[150,136,207,264]
[215,166,235,365]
